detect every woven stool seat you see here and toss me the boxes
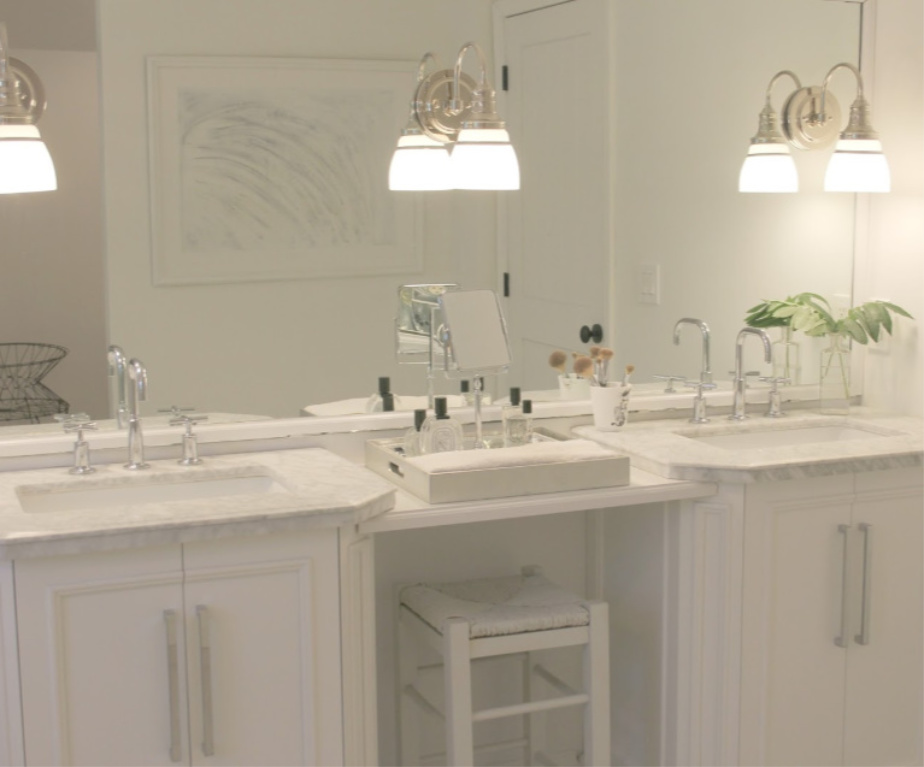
[401,571,590,639]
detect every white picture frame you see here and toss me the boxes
[147,56,422,285]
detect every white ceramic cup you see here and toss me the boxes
[589,383,627,431]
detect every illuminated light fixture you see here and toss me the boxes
[392,41,519,191]
[0,24,56,194]
[388,53,452,191]
[739,70,801,193]
[740,61,888,194]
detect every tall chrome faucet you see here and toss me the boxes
[673,318,712,383]
[107,345,128,429]
[125,358,150,470]
[732,328,772,420]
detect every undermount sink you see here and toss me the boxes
[16,473,292,514]
[681,424,888,451]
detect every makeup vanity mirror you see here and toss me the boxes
[439,290,511,376]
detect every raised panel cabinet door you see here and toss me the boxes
[15,546,187,767]
[843,470,924,767]
[182,530,342,767]
[740,478,853,766]
[499,0,613,389]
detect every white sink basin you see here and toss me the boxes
[16,473,291,514]
[682,424,886,450]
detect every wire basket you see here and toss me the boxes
[0,343,70,423]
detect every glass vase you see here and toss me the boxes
[819,336,851,415]
[772,326,801,385]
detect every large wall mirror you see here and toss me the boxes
[0,0,861,431]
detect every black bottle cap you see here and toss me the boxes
[460,379,470,393]
[382,392,395,412]
[435,396,448,419]
[509,387,521,406]
[414,409,427,431]
[522,399,532,414]
[378,376,390,395]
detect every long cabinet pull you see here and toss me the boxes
[834,524,851,648]
[855,523,873,645]
[196,605,215,757]
[163,610,182,763]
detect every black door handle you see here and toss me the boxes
[580,324,603,344]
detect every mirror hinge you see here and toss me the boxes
[502,65,509,92]
[503,272,510,297]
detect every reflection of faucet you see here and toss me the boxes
[107,345,128,429]
[673,318,712,383]
[125,358,150,470]
[731,328,772,420]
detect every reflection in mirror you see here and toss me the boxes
[0,0,862,431]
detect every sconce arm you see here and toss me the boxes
[819,62,877,140]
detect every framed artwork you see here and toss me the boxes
[147,56,422,285]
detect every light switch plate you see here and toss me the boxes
[637,263,660,305]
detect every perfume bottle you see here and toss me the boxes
[366,376,397,413]
[505,397,533,446]
[419,397,464,454]
[402,409,427,457]
[460,379,473,406]
[502,387,522,440]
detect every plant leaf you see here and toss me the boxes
[842,317,869,344]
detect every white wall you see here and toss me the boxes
[97,0,496,418]
[857,0,924,416]
[0,49,107,420]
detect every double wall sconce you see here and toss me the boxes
[388,42,520,191]
[0,24,56,194]
[739,62,889,193]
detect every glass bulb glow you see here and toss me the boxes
[388,134,452,191]
[450,128,520,190]
[824,138,890,193]
[0,125,57,194]
[738,143,798,193]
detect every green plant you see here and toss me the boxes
[745,292,913,345]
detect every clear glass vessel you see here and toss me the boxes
[419,397,464,453]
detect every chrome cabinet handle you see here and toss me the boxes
[196,605,215,757]
[855,523,873,645]
[835,524,851,648]
[163,610,182,763]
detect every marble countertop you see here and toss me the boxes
[0,447,395,560]
[574,409,924,483]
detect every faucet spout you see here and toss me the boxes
[731,328,772,420]
[673,317,712,384]
[107,345,128,429]
[125,358,149,470]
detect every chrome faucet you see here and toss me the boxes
[125,358,150,470]
[731,328,772,420]
[673,318,712,383]
[107,345,128,429]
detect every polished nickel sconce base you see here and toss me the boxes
[781,85,841,150]
[413,69,477,143]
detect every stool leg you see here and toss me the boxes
[522,652,535,766]
[443,618,474,766]
[582,602,610,766]
[397,611,421,766]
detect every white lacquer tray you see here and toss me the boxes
[365,436,630,504]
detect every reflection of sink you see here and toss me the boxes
[683,425,886,450]
[17,474,291,514]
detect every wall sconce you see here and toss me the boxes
[739,62,889,194]
[388,42,520,191]
[0,24,57,194]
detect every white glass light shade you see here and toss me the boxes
[450,127,520,190]
[0,124,57,193]
[388,134,452,191]
[824,138,890,193]
[738,143,798,193]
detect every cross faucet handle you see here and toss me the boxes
[653,374,687,393]
[758,376,791,387]
[759,377,791,418]
[168,413,208,429]
[159,405,196,418]
[683,381,717,424]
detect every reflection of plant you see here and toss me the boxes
[745,293,913,344]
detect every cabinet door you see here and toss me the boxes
[182,529,342,767]
[16,546,187,766]
[843,469,923,767]
[740,476,854,766]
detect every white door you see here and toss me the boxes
[498,0,614,390]
[183,530,343,767]
[16,546,187,766]
[843,471,923,767]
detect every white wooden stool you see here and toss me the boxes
[397,566,610,766]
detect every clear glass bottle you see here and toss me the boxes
[819,335,851,415]
[460,379,473,406]
[402,408,427,457]
[502,386,522,438]
[419,397,464,454]
[505,398,533,446]
[772,326,802,385]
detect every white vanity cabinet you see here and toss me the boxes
[14,529,343,767]
[738,468,923,767]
